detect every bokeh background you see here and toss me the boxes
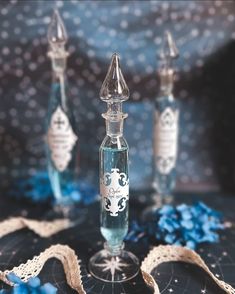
[1,0,235,196]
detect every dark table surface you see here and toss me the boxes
[0,192,234,294]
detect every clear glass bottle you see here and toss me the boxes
[89,53,139,282]
[46,10,78,204]
[153,31,179,199]
[100,135,129,250]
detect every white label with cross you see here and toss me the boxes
[154,107,179,175]
[47,106,78,172]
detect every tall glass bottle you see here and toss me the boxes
[46,10,78,203]
[89,53,139,282]
[153,31,179,199]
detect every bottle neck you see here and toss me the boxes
[159,68,174,96]
[48,46,68,72]
[105,118,124,137]
[52,69,66,83]
[51,57,68,111]
[102,102,127,137]
[104,242,124,256]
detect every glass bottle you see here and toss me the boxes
[46,10,78,204]
[153,31,179,199]
[89,53,139,282]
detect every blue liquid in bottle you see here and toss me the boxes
[100,135,129,250]
[46,73,78,203]
[153,30,179,198]
[153,94,179,196]
[46,10,78,204]
[88,53,139,283]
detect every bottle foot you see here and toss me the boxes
[88,249,139,282]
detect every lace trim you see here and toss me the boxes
[0,244,85,294]
[0,217,71,238]
[141,245,235,294]
[0,218,234,294]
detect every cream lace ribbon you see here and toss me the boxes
[0,243,234,293]
[0,217,71,238]
[0,244,85,294]
[141,245,235,294]
[0,218,234,293]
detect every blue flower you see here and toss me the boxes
[0,274,57,294]
[126,202,225,249]
[8,171,98,205]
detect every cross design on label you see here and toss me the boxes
[54,116,65,129]
[47,106,78,172]
[161,108,175,128]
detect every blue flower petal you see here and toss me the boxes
[12,285,28,294]
[186,240,196,249]
[28,277,41,288]
[40,283,57,294]
[164,233,176,244]
[8,172,98,205]
[2,274,57,294]
[180,219,194,230]
[127,201,224,249]
[7,273,23,285]
[158,205,174,215]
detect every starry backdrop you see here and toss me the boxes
[0,0,235,196]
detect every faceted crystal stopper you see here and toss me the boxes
[47,9,68,47]
[159,30,179,61]
[100,53,129,102]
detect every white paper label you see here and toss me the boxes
[154,107,179,175]
[100,168,129,217]
[47,106,78,172]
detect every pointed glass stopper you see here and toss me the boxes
[47,9,68,48]
[100,53,129,102]
[158,31,178,94]
[159,30,179,62]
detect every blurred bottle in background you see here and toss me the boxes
[46,10,79,204]
[153,31,179,203]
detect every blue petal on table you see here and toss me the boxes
[8,171,98,205]
[158,205,175,215]
[127,201,225,249]
[2,273,58,294]
[27,277,41,288]
[158,216,177,233]
[164,233,177,244]
[40,283,57,294]
[183,228,203,241]
[180,219,194,230]
[186,240,196,249]
[200,231,219,243]
[12,285,28,294]
[176,204,193,220]
[7,273,23,285]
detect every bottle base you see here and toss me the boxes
[45,203,87,226]
[142,192,173,221]
[88,249,139,282]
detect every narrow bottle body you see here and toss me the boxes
[153,94,179,196]
[46,73,78,203]
[100,135,129,252]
